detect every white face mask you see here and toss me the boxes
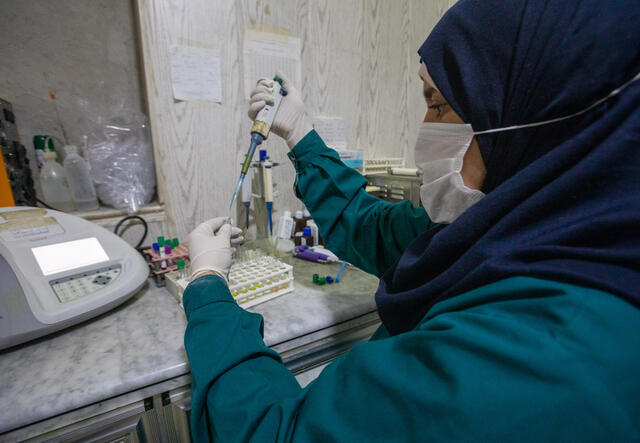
[414,69,640,224]
[415,122,484,224]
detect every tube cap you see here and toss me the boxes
[295,210,303,219]
[303,209,311,218]
[284,210,292,218]
[303,227,311,236]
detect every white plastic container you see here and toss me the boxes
[40,151,75,212]
[63,145,99,211]
[276,210,295,239]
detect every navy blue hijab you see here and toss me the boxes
[376,0,640,335]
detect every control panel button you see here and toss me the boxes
[51,265,121,303]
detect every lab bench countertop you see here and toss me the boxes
[0,258,379,435]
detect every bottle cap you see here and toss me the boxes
[33,135,54,151]
[259,149,268,162]
[306,219,315,226]
[303,227,311,236]
[172,238,179,247]
[152,242,159,252]
[177,259,185,270]
[165,245,172,254]
[157,236,165,245]
[283,210,292,218]
[303,209,311,218]
[295,210,303,219]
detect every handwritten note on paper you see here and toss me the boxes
[313,117,348,150]
[243,30,301,99]
[169,45,222,102]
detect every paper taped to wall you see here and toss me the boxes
[243,29,301,99]
[313,116,348,150]
[169,45,222,102]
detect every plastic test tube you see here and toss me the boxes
[165,245,173,264]
[177,259,185,278]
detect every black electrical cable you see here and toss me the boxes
[114,215,148,250]
[35,197,57,210]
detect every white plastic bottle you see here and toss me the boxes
[276,210,295,239]
[63,145,99,211]
[294,210,305,234]
[40,151,75,212]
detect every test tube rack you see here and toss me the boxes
[165,255,295,309]
[229,256,294,307]
[142,244,190,287]
[360,157,406,176]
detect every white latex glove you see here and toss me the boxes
[248,71,314,149]
[187,217,244,283]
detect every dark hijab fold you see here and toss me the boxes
[375,0,640,335]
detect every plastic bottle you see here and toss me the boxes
[294,210,306,234]
[276,210,295,239]
[302,208,312,226]
[40,151,74,212]
[63,145,99,211]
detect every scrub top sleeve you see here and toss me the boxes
[184,276,640,442]
[288,130,434,277]
[183,275,302,442]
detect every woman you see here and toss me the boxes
[184,0,640,441]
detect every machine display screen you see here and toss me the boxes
[32,237,109,276]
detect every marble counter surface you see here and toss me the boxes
[0,260,379,434]
[255,256,379,347]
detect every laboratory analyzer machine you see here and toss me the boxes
[0,207,149,350]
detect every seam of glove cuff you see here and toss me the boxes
[190,269,228,284]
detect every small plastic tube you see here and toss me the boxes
[336,261,347,283]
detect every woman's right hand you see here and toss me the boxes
[248,71,314,149]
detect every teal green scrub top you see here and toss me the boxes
[184,130,640,442]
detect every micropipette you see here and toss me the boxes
[230,76,287,209]
[262,156,274,234]
[241,168,253,228]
